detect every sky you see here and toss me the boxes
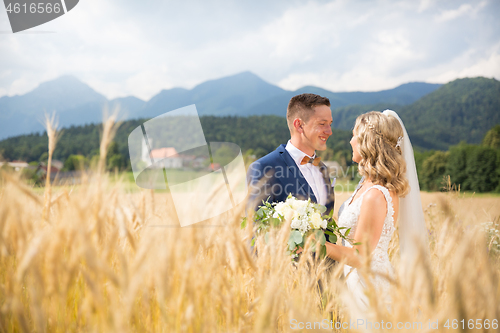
[0,0,499,101]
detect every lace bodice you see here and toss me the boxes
[338,184,395,259]
[337,184,396,302]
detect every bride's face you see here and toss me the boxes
[350,131,361,163]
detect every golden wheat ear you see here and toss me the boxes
[42,112,61,222]
[98,105,122,175]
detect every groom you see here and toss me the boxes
[247,93,335,239]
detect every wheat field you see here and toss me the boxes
[0,122,499,332]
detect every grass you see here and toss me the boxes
[1,120,499,332]
[452,191,500,198]
[1,169,499,332]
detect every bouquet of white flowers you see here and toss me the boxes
[242,194,351,258]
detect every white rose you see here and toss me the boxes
[291,199,307,210]
[296,206,307,217]
[310,213,322,229]
[321,219,327,229]
[290,218,301,229]
[274,202,286,214]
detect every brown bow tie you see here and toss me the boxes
[300,155,321,166]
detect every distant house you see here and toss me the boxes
[0,160,29,171]
[37,160,63,174]
[37,164,61,176]
[51,160,64,171]
[36,162,89,185]
[149,147,183,169]
[141,142,209,170]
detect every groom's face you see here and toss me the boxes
[301,105,333,152]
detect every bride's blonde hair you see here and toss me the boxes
[354,111,409,197]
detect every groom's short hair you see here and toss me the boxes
[287,93,330,131]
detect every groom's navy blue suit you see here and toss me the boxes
[247,144,335,241]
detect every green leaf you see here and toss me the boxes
[256,207,265,219]
[240,217,247,229]
[319,245,327,258]
[327,219,339,231]
[317,205,327,214]
[250,238,255,247]
[345,228,351,237]
[329,234,337,243]
[289,230,303,245]
[270,217,281,227]
[316,230,326,246]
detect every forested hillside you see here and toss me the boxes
[1,77,499,191]
[399,77,500,150]
[0,116,352,165]
[329,77,500,151]
[1,115,499,192]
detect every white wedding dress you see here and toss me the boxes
[337,184,396,310]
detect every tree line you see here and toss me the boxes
[1,116,499,192]
[416,125,500,192]
[0,115,354,170]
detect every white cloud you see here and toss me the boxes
[435,1,487,22]
[418,0,433,13]
[436,4,473,22]
[427,44,500,83]
[0,0,499,99]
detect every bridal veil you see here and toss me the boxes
[382,110,429,263]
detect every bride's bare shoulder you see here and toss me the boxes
[362,187,386,205]
[364,186,399,206]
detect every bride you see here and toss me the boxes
[324,110,428,310]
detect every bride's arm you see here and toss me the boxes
[324,242,361,267]
[325,189,387,268]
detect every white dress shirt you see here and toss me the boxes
[285,140,327,205]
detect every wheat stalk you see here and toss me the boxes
[0,170,498,332]
[42,112,61,222]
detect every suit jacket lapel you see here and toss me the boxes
[277,145,317,202]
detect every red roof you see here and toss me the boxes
[150,147,179,159]
[39,165,60,173]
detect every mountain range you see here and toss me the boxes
[1,72,499,151]
[0,72,441,140]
